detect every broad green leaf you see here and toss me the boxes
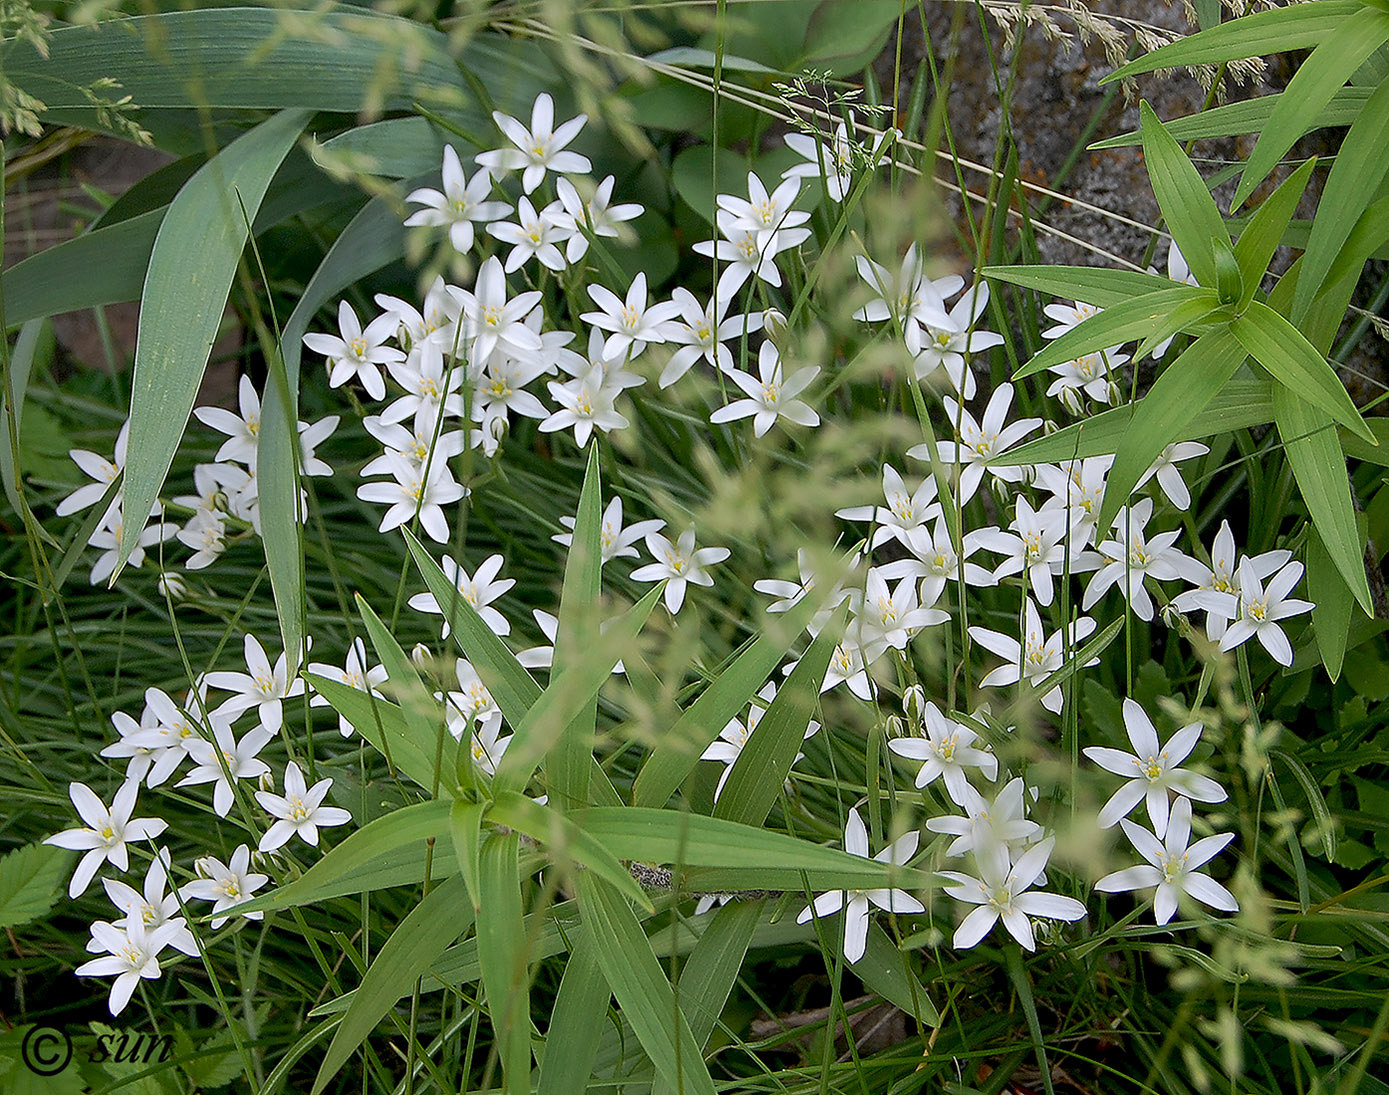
[1295,80,1389,320]
[547,444,603,809]
[357,594,439,736]
[450,800,487,913]
[233,800,451,915]
[431,901,581,990]
[1140,102,1227,287]
[477,833,531,1095]
[494,584,664,796]
[713,610,841,827]
[1096,328,1246,534]
[1307,527,1354,680]
[1104,1,1362,80]
[488,792,653,911]
[310,874,472,1095]
[802,0,903,74]
[980,265,1173,308]
[1232,7,1389,211]
[1314,193,1389,314]
[403,528,543,726]
[0,843,71,930]
[633,558,845,809]
[536,933,611,1095]
[118,109,309,576]
[1011,286,1219,380]
[989,375,1274,466]
[1341,417,1389,466]
[303,674,450,796]
[1273,387,1373,613]
[3,11,543,125]
[573,808,932,892]
[854,924,939,1025]
[1233,304,1374,442]
[320,118,455,180]
[1232,157,1318,311]
[645,46,776,73]
[578,873,717,1095]
[1090,86,1372,149]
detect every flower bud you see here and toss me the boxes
[761,308,787,345]
[902,684,927,726]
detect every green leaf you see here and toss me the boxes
[1011,286,1219,380]
[3,11,542,124]
[572,808,932,892]
[233,800,451,915]
[547,444,603,810]
[578,873,717,1095]
[1233,303,1373,442]
[403,528,544,726]
[320,118,454,180]
[1105,1,1362,80]
[1307,528,1354,680]
[1232,6,1389,211]
[1233,156,1318,310]
[854,924,939,1025]
[477,833,531,1094]
[1295,80,1389,320]
[802,0,904,74]
[0,843,71,930]
[536,933,611,1095]
[1096,328,1246,534]
[1140,101,1227,287]
[304,674,452,797]
[665,899,762,1049]
[1090,86,1372,149]
[988,375,1274,466]
[713,609,841,827]
[1314,192,1389,314]
[1273,387,1373,613]
[487,792,653,912]
[357,594,440,736]
[494,584,664,796]
[633,559,845,809]
[980,265,1174,308]
[1272,750,1338,861]
[0,320,47,531]
[311,874,472,1095]
[118,109,309,576]
[450,800,487,913]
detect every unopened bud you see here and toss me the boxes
[761,308,787,345]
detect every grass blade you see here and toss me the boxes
[476,832,532,1095]
[536,933,611,1095]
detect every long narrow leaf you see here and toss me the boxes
[1233,157,1318,310]
[1090,86,1371,149]
[536,934,611,1095]
[310,874,472,1095]
[1140,102,1226,287]
[477,833,531,1094]
[980,265,1172,308]
[118,109,309,574]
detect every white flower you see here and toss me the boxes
[926,777,1042,881]
[177,510,227,570]
[693,209,810,300]
[1081,497,1195,622]
[381,342,467,425]
[631,526,730,614]
[203,633,307,733]
[356,451,466,543]
[1137,441,1209,511]
[657,287,763,387]
[718,172,811,235]
[887,702,997,805]
[1169,521,1291,641]
[554,175,641,261]
[882,519,995,608]
[102,850,197,957]
[924,383,1042,503]
[451,256,543,370]
[540,367,630,448]
[969,597,1098,714]
[553,495,665,565]
[940,837,1086,951]
[487,194,569,272]
[76,918,185,1015]
[181,844,269,928]
[444,659,506,745]
[1034,456,1111,550]
[975,496,1072,607]
[256,761,351,851]
[836,464,940,550]
[476,91,591,194]
[308,637,389,736]
[179,717,275,817]
[1046,349,1126,410]
[86,507,178,586]
[853,245,955,343]
[709,341,819,437]
[1041,299,1103,340]
[408,553,514,639]
[1212,558,1314,667]
[582,272,680,360]
[56,421,129,524]
[45,781,169,898]
[302,300,404,402]
[1094,798,1238,925]
[796,807,923,963]
[782,114,890,202]
[193,375,263,466]
[908,283,1002,398]
[404,147,510,254]
[463,716,512,777]
[849,567,949,664]
[700,682,819,801]
[375,276,461,354]
[1084,698,1228,838]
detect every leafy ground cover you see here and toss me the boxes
[2,2,1389,1093]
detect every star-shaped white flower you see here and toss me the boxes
[404,146,510,254]
[969,597,1098,714]
[256,761,351,851]
[709,341,819,437]
[408,553,515,638]
[180,844,269,928]
[887,701,997,805]
[476,92,591,194]
[302,300,404,402]
[1095,797,1238,925]
[45,781,169,898]
[553,495,665,565]
[1211,558,1314,667]
[76,917,185,1015]
[1083,698,1228,838]
[631,526,730,614]
[203,633,307,733]
[940,837,1086,951]
[796,807,923,963]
